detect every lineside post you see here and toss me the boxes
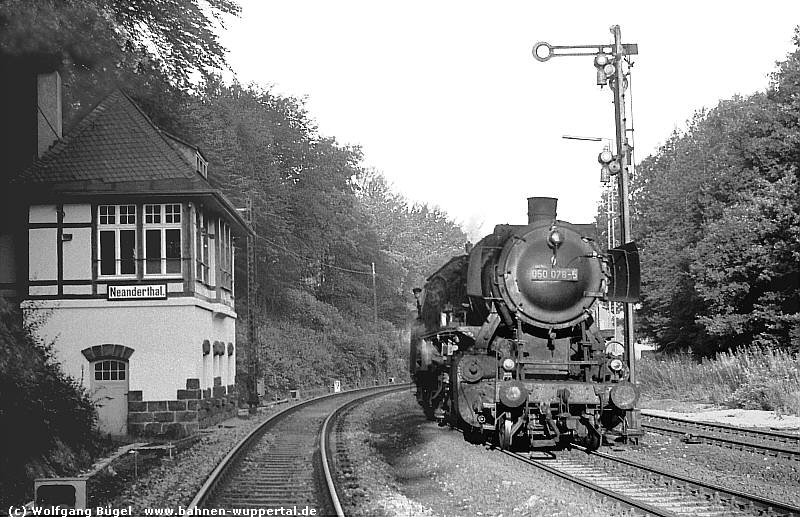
[246,195,259,410]
[532,25,639,382]
[609,25,637,384]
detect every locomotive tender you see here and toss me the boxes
[410,197,642,450]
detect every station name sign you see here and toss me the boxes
[107,284,167,300]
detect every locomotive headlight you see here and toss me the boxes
[610,382,639,410]
[609,358,624,372]
[547,229,564,249]
[499,380,527,408]
[502,358,515,371]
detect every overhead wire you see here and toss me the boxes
[625,56,637,184]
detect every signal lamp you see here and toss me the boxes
[598,150,614,164]
[609,358,624,372]
[502,358,515,371]
[547,229,564,249]
[594,53,615,86]
[598,149,622,177]
[594,53,611,67]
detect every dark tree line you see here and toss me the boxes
[177,80,467,393]
[625,30,800,356]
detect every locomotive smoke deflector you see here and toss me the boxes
[606,241,641,303]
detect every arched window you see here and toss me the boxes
[93,359,127,381]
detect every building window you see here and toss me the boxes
[94,359,126,381]
[219,220,233,290]
[144,204,161,224]
[195,210,209,284]
[144,204,182,275]
[98,204,136,276]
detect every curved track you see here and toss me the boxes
[187,384,407,514]
[642,411,800,461]
[505,446,800,516]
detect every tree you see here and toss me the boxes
[628,28,800,354]
[0,0,239,132]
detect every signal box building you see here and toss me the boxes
[0,74,251,438]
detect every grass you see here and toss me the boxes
[637,347,800,416]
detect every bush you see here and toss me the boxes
[637,347,800,415]
[0,297,103,506]
[240,287,409,401]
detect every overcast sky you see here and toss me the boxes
[219,1,800,239]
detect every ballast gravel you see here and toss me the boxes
[100,405,289,512]
[337,390,632,517]
[97,391,798,515]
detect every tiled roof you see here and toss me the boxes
[16,90,206,190]
[12,89,253,236]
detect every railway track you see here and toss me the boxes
[187,384,407,514]
[642,411,800,461]
[505,446,800,516]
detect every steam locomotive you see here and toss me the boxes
[410,197,642,450]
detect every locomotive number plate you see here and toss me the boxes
[531,268,579,281]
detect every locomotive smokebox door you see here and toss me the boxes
[606,241,641,303]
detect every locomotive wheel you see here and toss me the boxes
[464,428,484,444]
[498,417,513,450]
[585,430,601,451]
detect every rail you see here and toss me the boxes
[187,383,409,511]
[642,411,800,461]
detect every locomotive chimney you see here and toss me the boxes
[527,197,557,224]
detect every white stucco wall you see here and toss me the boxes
[28,228,57,281]
[62,227,92,280]
[22,298,236,401]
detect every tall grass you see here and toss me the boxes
[637,347,800,416]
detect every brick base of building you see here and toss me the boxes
[128,377,237,439]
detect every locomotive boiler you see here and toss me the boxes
[410,197,642,450]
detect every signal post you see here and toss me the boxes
[532,25,639,383]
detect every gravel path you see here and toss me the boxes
[338,390,632,517]
[641,398,800,431]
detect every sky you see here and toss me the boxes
[219,1,800,240]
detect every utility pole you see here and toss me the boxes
[371,262,378,324]
[246,195,259,410]
[533,25,639,382]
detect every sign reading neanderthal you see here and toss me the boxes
[107,284,167,300]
